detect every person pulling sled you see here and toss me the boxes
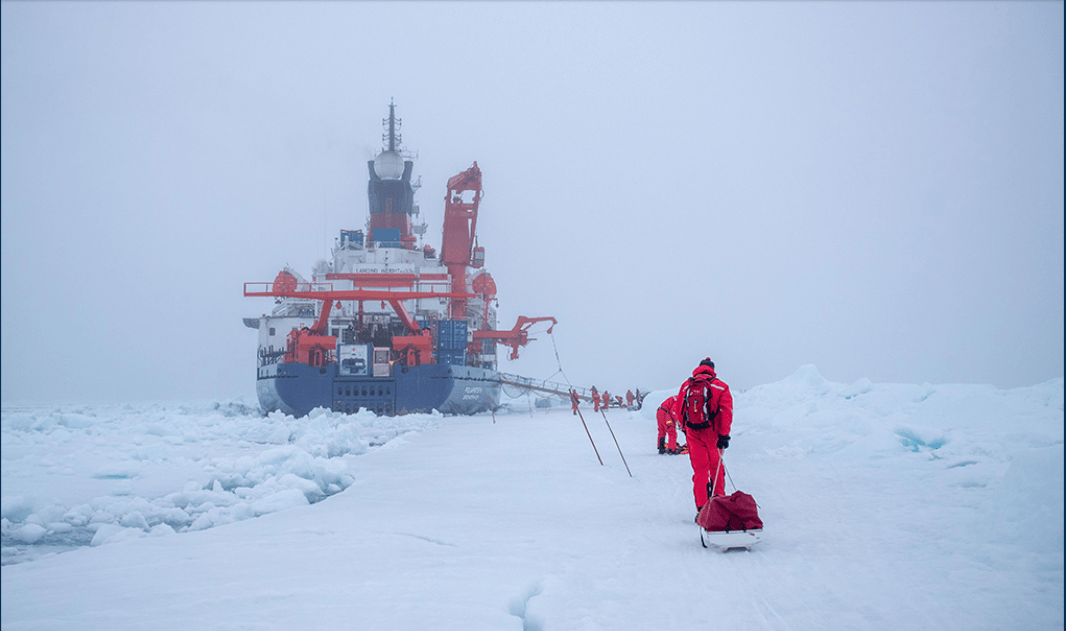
[677,358,732,520]
[679,358,764,550]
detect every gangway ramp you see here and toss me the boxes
[496,373,600,404]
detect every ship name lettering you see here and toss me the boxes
[354,267,406,274]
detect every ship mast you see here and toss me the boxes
[383,99,401,152]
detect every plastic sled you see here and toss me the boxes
[700,527,762,551]
[697,490,763,551]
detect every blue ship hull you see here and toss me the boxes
[256,362,501,417]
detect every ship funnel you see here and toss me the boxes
[367,101,417,248]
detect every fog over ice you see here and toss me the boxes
[2,2,1063,404]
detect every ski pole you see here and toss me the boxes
[601,409,632,477]
[574,400,603,466]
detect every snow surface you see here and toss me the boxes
[2,366,1062,630]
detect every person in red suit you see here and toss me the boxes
[677,358,733,519]
[656,394,682,454]
[591,386,599,412]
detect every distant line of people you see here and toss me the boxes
[569,386,643,416]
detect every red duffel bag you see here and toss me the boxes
[697,490,763,532]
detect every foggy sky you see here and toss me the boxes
[2,2,1063,404]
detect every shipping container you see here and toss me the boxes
[436,320,468,351]
[436,350,466,367]
[372,228,401,246]
[452,321,468,350]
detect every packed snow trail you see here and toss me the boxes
[1,366,1062,630]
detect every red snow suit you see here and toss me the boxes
[591,387,599,412]
[656,395,680,451]
[677,364,733,509]
[601,392,610,410]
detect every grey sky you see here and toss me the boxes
[2,2,1063,404]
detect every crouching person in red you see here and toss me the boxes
[677,358,733,520]
[656,395,682,454]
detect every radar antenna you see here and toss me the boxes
[382,98,402,151]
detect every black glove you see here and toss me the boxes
[717,434,730,449]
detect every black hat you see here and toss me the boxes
[699,358,715,369]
